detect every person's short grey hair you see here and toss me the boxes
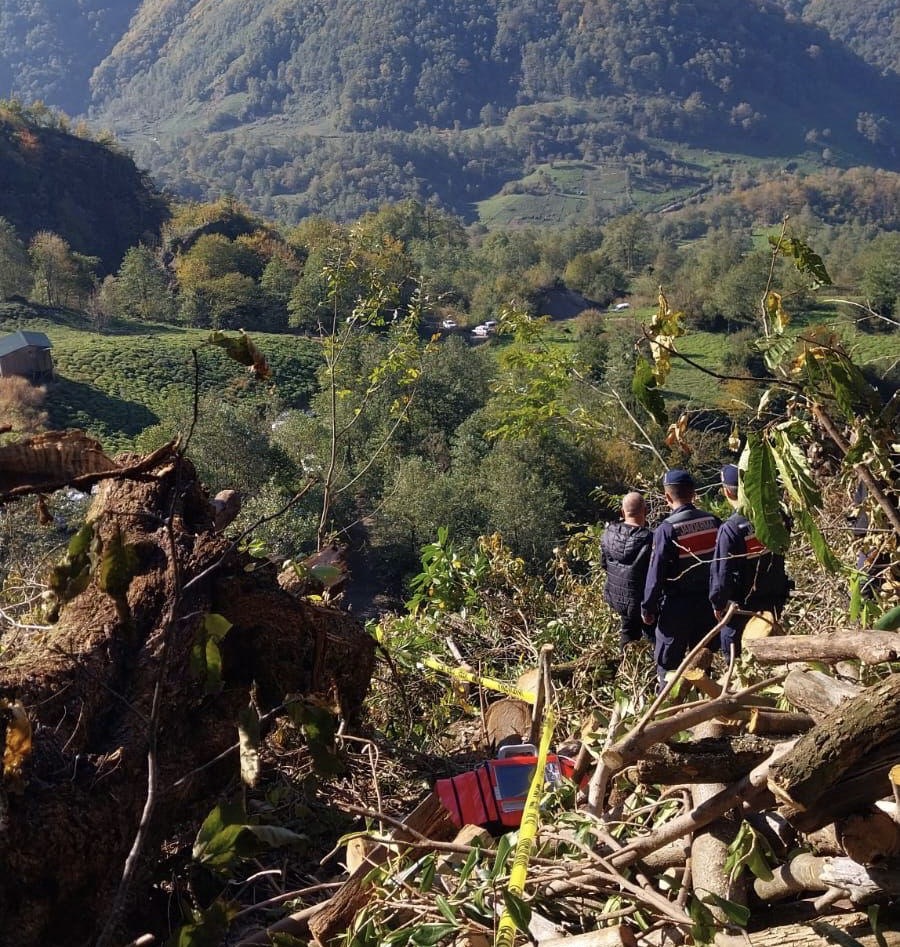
[622,491,646,516]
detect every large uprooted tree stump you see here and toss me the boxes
[0,440,375,947]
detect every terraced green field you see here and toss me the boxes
[0,305,321,452]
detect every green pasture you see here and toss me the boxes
[0,308,321,452]
[525,301,894,408]
[476,160,699,229]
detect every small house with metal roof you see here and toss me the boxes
[0,331,54,381]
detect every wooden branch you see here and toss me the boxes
[602,676,785,773]
[746,632,900,665]
[609,740,797,868]
[768,674,900,812]
[752,854,830,902]
[754,852,900,906]
[633,735,775,785]
[234,902,328,947]
[745,708,815,736]
[529,643,554,747]
[811,403,900,539]
[690,722,748,924]
[820,856,900,904]
[540,927,638,947]
[308,792,457,945]
[783,668,861,721]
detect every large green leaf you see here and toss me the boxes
[190,613,233,695]
[770,427,822,509]
[502,889,533,934]
[770,235,832,288]
[701,891,751,928]
[796,507,841,572]
[409,923,457,947]
[822,354,880,422]
[740,435,790,554]
[874,605,900,631]
[632,354,666,425]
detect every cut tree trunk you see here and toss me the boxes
[308,791,457,945]
[689,722,748,925]
[746,633,900,665]
[768,675,900,817]
[483,697,531,749]
[632,735,775,784]
[0,447,375,947]
[782,668,861,721]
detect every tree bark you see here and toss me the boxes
[633,735,774,784]
[745,911,900,947]
[787,735,900,832]
[0,448,375,947]
[783,668,861,721]
[768,675,900,814]
[746,633,900,665]
[690,722,748,924]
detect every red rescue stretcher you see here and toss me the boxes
[434,743,576,830]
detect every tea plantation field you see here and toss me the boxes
[0,305,321,452]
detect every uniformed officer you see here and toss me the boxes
[642,469,720,685]
[601,491,654,651]
[709,464,791,661]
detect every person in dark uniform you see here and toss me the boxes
[601,491,654,651]
[642,469,720,685]
[710,464,791,662]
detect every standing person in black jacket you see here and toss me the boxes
[710,464,791,661]
[601,491,654,651]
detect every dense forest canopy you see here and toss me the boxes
[0,1,899,223]
[777,0,900,76]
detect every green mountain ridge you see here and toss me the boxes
[2,0,900,224]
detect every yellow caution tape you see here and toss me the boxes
[422,656,537,705]
[495,707,556,947]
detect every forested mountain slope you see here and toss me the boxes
[0,106,168,272]
[775,0,900,76]
[0,0,140,116]
[2,0,900,222]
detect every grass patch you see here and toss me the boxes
[476,159,700,228]
[1,307,321,452]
